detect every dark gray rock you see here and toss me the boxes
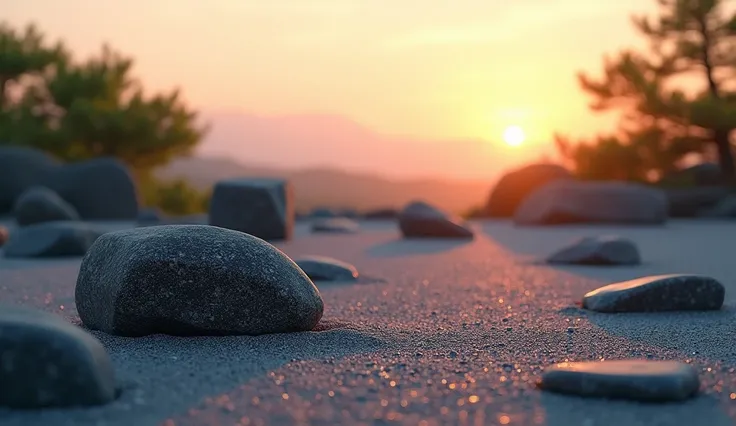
[13,186,80,226]
[311,218,359,234]
[136,207,164,224]
[538,360,700,402]
[398,201,473,239]
[659,162,723,186]
[294,255,359,281]
[547,235,641,265]
[582,274,725,313]
[0,146,60,214]
[3,221,103,258]
[75,224,323,337]
[665,187,730,217]
[485,163,571,217]
[209,178,294,241]
[40,158,139,220]
[699,194,736,218]
[515,181,668,225]
[0,304,116,408]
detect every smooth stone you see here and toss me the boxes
[209,178,294,241]
[75,224,323,337]
[311,218,360,234]
[547,235,641,265]
[398,201,473,239]
[294,255,359,281]
[515,181,668,225]
[136,207,164,224]
[40,158,139,220]
[538,360,700,402]
[13,186,80,226]
[582,274,725,313]
[3,221,103,258]
[485,163,571,217]
[0,304,116,408]
[0,146,60,214]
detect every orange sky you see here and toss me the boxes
[4,0,660,176]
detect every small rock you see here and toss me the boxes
[311,218,360,234]
[582,274,725,313]
[209,178,294,241]
[398,201,473,239]
[0,304,116,408]
[75,224,323,336]
[538,360,700,402]
[3,221,103,258]
[547,235,641,265]
[136,207,164,224]
[294,255,359,281]
[0,146,60,214]
[41,158,139,220]
[13,186,80,226]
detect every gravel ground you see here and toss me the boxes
[1,219,736,426]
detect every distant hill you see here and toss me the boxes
[156,156,491,214]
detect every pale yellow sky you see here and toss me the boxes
[4,0,659,171]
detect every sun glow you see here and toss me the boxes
[502,125,525,147]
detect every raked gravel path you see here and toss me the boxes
[1,219,736,426]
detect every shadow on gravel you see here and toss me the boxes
[366,238,472,257]
[0,322,386,426]
[540,391,733,426]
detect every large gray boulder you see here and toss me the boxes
[485,163,571,217]
[0,146,60,214]
[209,178,294,241]
[13,186,80,226]
[40,158,139,220]
[0,305,116,408]
[3,221,103,258]
[514,181,668,225]
[398,201,473,239]
[75,225,323,337]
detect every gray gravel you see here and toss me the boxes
[1,219,736,425]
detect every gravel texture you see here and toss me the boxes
[0,219,735,425]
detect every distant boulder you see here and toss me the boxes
[515,181,668,225]
[659,162,723,186]
[13,186,80,226]
[485,164,571,217]
[664,187,730,217]
[40,158,139,220]
[363,208,398,220]
[398,200,473,238]
[209,178,294,241]
[311,217,360,234]
[0,146,60,214]
[699,194,736,218]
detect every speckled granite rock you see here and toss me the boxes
[75,224,323,336]
[3,221,103,258]
[294,255,359,281]
[209,178,294,241]
[0,304,116,408]
[582,274,725,313]
[398,201,473,239]
[13,186,80,226]
[538,360,700,402]
[311,218,360,234]
[547,235,641,265]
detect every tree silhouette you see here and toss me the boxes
[557,0,736,182]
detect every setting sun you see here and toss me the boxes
[502,125,526,147]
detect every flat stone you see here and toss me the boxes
[311,218,360,234]
[294,255,359,281]
[538,360,700,402]
[0,304,116,408]
[75,224,323,337]
[515,181,668,225]
[547,235,641,265]
[40,158,139,220]
[398,201,473,239]
[209,178,294,241]
[582,274,725,313]
[3,221,103,258]
[13,186,80,226]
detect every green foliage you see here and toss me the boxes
[139,176,211,216]
[558,0,736,182]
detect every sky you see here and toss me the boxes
[4,0,661,179]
